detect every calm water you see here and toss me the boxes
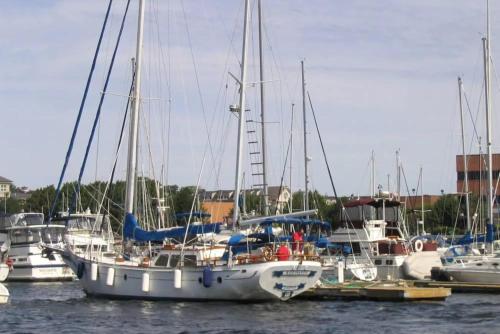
[0,281,499,333]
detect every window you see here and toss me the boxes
[169,255,197,267]
[155,255,169,267]
[386,260,393,265]
[374,259,382,265]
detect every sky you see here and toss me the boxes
[0,0,499,197]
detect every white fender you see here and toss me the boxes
[106,267,115,286]
[142,272,150,292]
[174,269,182,289]
[91,263,98,281]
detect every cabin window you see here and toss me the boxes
[10,229,41,245]
[183,255,197,267]
[386,260,393,265]
[169,255,180,268]
[169,255,197,268]
[374,259,382,265]
[350,242,361,255]
[155,255,169,267]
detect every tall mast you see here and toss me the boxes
[289,103,295,213]
[371,150,375,197]
[258,0,269,216]
[458,77,471,232]
[124,0,146,214]
[483,0,494,251]
[232,0,251,227]
[396,150,401,200]
[420,167,425,234]
[301,60,309,212]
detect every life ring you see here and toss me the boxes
[77,262,85,279]
[263,246,273,261]
[414,240,424,252]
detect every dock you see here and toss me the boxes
[414,280,500,293]
[299,281,451,301]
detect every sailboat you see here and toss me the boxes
[443,0,500,283]
[56,0,321,301]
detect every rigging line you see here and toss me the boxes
[98,67,135,220]
[306,92,339,200]
[180,144,209,265]
[70,0,132,215]
[180,0,223,187]
[49,0,114,221]
[463,82,483,147]
[275,110,294,215]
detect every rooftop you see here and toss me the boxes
[0,176,12,183]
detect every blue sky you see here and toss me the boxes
[0,0,498,197]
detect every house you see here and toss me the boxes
[200,186,292,223]
[11,186,32,204]
[0,176,12,199]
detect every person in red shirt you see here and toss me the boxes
[276,244,291,261]
[292,228,304,253]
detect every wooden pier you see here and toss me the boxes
[299,281,451,302]
[413,280,500,293]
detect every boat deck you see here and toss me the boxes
[299,281,451,301]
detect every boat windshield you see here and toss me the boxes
[9,226,64,245]
[63,216,107,231]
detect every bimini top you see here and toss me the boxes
[343,198,401,208]
[123,213,221,242]
[259,217,331,230]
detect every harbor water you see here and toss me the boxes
[1,282,500,333]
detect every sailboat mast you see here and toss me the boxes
[301,60,309,212]
[232,0,251,227]
[124,0,146,214]
[458,77,471,231]
[396,150,401,201]
[258,0,269,216]
[420,167,425,234]
[371,150,375,197]
[483,0,494,251]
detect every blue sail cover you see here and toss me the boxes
[175,212,211,220]
[123,213,221,242]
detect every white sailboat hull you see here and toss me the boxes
[0,283,9,304]
[0,264,9,282]
[63,252,322,301]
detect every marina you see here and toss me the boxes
[3,0,500,332]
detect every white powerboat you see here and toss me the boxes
[6,213,74,281]
[329,198,441,280]
[443,256,500,284]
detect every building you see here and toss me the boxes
[0,176,12,199]
[399,195,441,210]
[456,154,500,203]
[11,186,32,204]
[200,186,292,223]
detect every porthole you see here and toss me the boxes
[241,269,247,273]
[217,277,222,284]
[124,274,128,280]
[198,277,202,284]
